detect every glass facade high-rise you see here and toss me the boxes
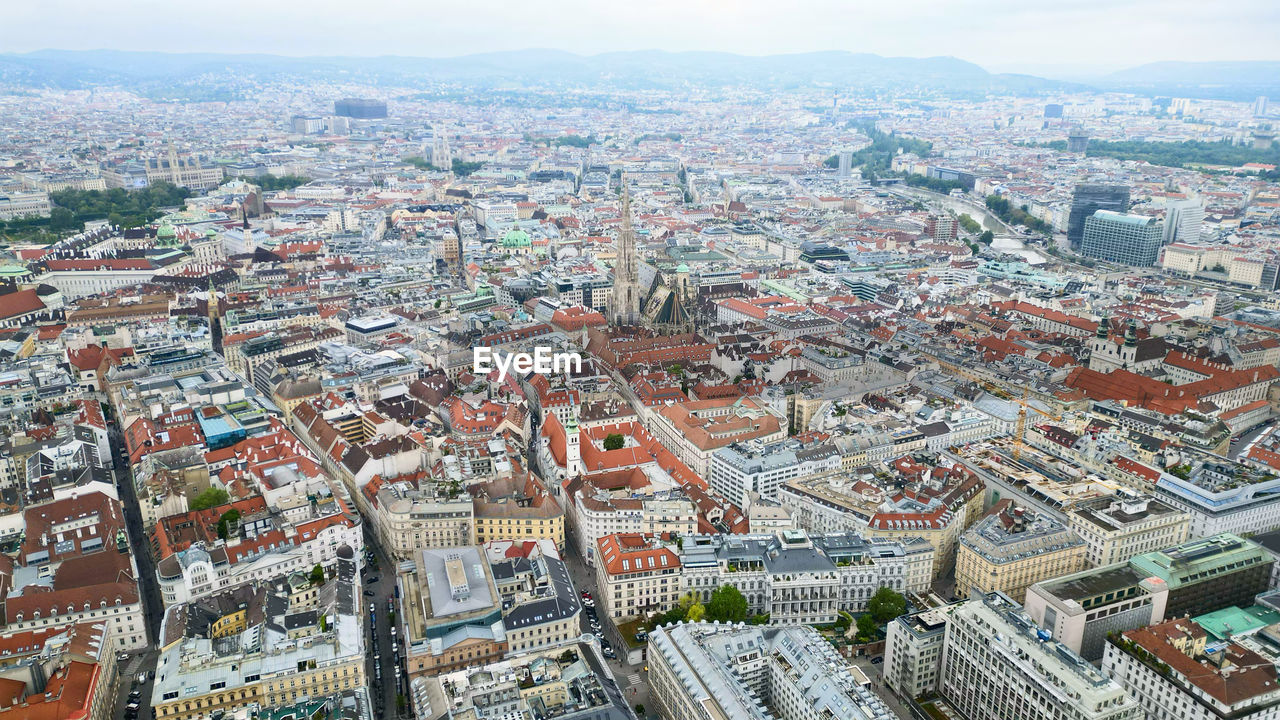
[1068,183,1129,250]
[333,98,387,119]
[1081,210,1164,266]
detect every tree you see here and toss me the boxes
[216,508,241,540]
[451,159,484,176]
[706,585,748,623]
[240,174,310,191]
[855,614,879,643]
[834,610,854,632]
[979,229,995,244]
[635,705,645,715]
[402,155,439,171]
[867,587,907,623]
[189,487,230,512]
[603,433,625,451]
[957,214,982,234]
[309,564,326,587]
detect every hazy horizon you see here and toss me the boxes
[5,0,1279,76]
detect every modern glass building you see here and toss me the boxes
[1068,183,1130,249]
[1081,210,1164,266]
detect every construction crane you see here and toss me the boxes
[1013,388,1063,461]
[934,358,1063,458]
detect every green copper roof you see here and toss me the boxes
[501,229,532,247]
[1194,604,1280,640]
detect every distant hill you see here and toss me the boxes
[1097,61,1280,100]
[0,49,1078,96]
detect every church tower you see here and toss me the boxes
[431,127,453,170]
[609,177,643,326]
[565,412,583,477]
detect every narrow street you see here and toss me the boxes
[362,526,408,718]
[106,419,165,720]
[562,526,652,718]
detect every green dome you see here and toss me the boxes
[156,221,177,245]
[206,228,218,238]
[676,263,690,273]
[501,229,532,248]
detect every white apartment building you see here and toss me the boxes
[649,623,894,720]
[595,533,682,621]
[941,593,1142,720]
[884,605,954,700]
[1103,617,1280,720]
[0,191,51,219]
[156,507,363,606]
[563,472,697,566]
[1068,493,1190,567]
[679,531,933,625]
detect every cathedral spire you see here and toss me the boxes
[609,175,643,326]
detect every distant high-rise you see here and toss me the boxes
[837,150,853,178]
[1255,96,1269,117]
[1066,131,1089,153]
[1043,103,1064,118]
[1068,183,1129,250]
[333,98,387,119]
[1162,198,1204,245]
[608,180,643,326]
[1081,210,1163,266]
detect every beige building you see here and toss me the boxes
[955,501,1087,602]
[485,539,581,654]
[472,474,565,548]
[151,547,365,720]
[595,533,682,622]
[364,474,476,561]
[1068,494,1190,567]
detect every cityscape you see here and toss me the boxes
[2,2,1280,720]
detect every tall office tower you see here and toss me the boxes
[1067,183,1129,250]
[1163,198,1204,245]
[608,180,643,326]
[1256,96,1269,117]
[837,150,853,177]
[333,98,387,119]
[1081,210,1164,266]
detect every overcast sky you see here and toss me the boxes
[5,0,1278,75]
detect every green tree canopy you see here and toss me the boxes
[867,587,907,623]
[240,174,310,191]
[855,614,879,643]
[452,159,484,176]
[706,585,748,623]
[216,508,241,540]
[309,564,326,586]
[603,433,625,451]
[189,487,230,512]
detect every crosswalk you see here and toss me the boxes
[626,673,643,686]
